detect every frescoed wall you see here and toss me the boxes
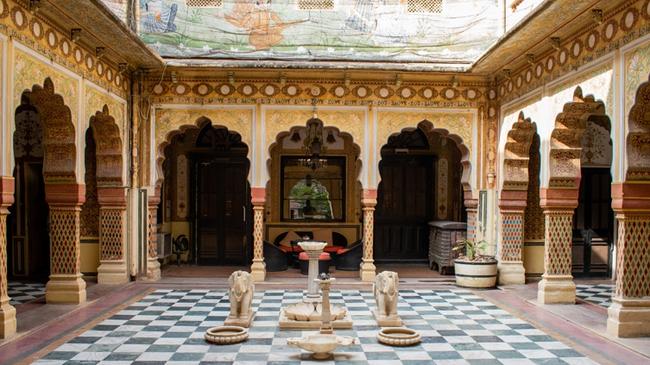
[137,0,500,64]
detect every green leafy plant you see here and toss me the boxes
[453,239,488,261]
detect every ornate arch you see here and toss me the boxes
[23,77,76,183]
[626,75,650,181]
[89,105,123,187]
[549,87,610,188]
[155,117,248,186]
[503,112,537,190]
[384,120,472,193]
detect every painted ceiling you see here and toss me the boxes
[133,0,502,65]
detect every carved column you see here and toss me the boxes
[497,190,527,285]
[464,195,479,241]
[360,189,377,282]
[45,183,87,304]
[96,187,129,284]
[607,183,650,337]
[250,187,266,282]
[0,177,16,338]
[538,188,577,304]
[146,189,161,281]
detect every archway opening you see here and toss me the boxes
[523,132,545,276]
[375,126,465,263]
[572,115,614,277]
[80,128,100,276]
[161,121,251,266]
[8,96,50,283]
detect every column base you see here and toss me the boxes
[607,297,650,338]
[98,261,130,285]
[0,302,16,339]
[498,261,526,285]
[46,274,87,304]
[360,260,376,282]
[145,257,161,281]
[537,275,575,304]
[250,260,266,282]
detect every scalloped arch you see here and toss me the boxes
[156,116,248,186]
[503,112,537,190]
[89,105,123,187]
[626,75,650,181]
[383,120,472,193]
[21,77,77,183]
[548,87,611,188]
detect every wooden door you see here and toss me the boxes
[572,168,614,276]
[196,159,248,265]
[374,156,434,262]
[9,161,50,280]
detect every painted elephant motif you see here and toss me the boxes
[228,270,254,320]
[373,271,399,318]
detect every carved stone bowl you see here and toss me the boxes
[377,327,421,346]
[204,326,248,345]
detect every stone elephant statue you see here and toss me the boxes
[373,271,401,325]
[226,270,255,327]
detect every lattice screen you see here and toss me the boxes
[298,0,335,10]
[407,0,443,13]
[185,0,222,7]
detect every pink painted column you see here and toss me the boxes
[538,188,578,304]
[146,188,161,281]
[250,187,266,282]
[607,183,650,337]
[96,187,129,284]
[0,177,16,338]
[464,193,479,242]
[360,189,377,282]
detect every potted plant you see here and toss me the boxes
[452,239,497,288]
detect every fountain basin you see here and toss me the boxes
[288,334,358,360]
[298,240,328,252]
[204,326,248,345]
[377,327,421,346]
[279,302,353,329]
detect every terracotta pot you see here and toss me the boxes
[454,258,497,288]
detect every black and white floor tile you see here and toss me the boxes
[35,289,599,365]
[8,281,46,305]
[575,284,614,308]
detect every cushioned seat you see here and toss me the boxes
[335,240,362,271]
[263,240,289,272]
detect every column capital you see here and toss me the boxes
[498,189,528,212]
[540,188,578,211]
[97,187,127,206]
[362,189,377,208]
[611,182,650,214]
[0,177,14,208]
[251,187,266,206]
[45,183,86,206]
[148,186,161,206]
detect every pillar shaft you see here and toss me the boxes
[45,183,87,304]
[360,189,377,282]
[0,177,16,339]
[146,189,161,281]
[97,187,129,284]
[250,188,266,282]
[465,197,479,242]
[607,183,650,337]
[498,190,527,285]
[538,188,577,304]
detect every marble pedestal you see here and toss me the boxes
[607,297,650,338]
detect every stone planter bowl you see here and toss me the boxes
[377,327,421,346]
[454,258,498,288]
[204,326,248,344]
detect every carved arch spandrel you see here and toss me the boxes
[503,112,537,191]
[23,77,76,183]
[383,120,472,194]
[549,87,610,188]
[89,105,124,187]
[626,75,650,181]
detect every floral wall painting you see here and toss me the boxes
[137,0,501,64]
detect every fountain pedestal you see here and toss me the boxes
[279,241,352,329]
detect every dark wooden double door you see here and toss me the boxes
[374,156,434,262]
[195,158,250,265]
[572,168,614,277]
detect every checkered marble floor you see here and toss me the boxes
[576,284,614,308]
[8,281,46,305]
[35,289,599,365]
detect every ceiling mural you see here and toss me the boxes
[137,0,501,64]
[100,0,128,22]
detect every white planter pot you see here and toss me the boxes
[454,259,498,288]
